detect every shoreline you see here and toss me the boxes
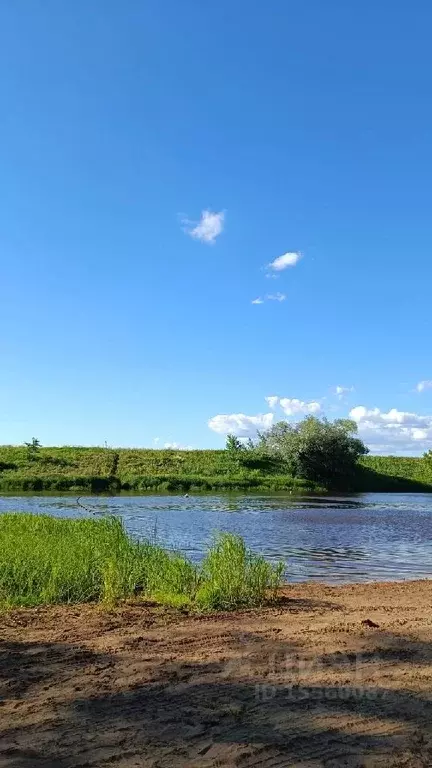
[1,487,432,497]
[0,479,431,493]
[1,579,431,767]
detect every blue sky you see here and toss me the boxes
[1,1,432,453]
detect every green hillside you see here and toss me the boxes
[357,455,432,491]
[0,445,431,493]
[0,446,312,492]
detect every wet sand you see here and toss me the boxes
[0,580,431,767]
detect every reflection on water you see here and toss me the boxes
[0,492,431,583]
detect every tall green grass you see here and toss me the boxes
[0,514,284,610]
[197,533,284,610]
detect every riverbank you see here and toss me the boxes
[1,445,432,492]
[1,579,431,767]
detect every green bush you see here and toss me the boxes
[254,416,368,486]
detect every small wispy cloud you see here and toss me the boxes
[164,441,193,450]
[264,395,321,416]
[279,398,321,416]
[265,396,279,409]
[267,251,301,272]
[208,412,274,437]
[267,292,286,302]
[334,385,355,399]
[181,210,224,244]
[416,380,432,393]
[251,292,286,304]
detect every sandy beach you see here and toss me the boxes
[1,580,431,767]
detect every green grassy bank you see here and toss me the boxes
[356,455,432,491]
[0,513,283,610]
[0,446,431,493]
[0,446,319,492]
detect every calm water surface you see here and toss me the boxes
[1,493,431,583]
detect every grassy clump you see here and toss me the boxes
[0,513,284,611]
[196,533,284,610]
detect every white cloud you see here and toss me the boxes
[267,292,286,302]
[334,385,355,399]
[412,428,428,440]
[251,292,286,304]
[208,412,274,437]
[265,396,279,409]
[349,405,432,453]
[279,398,321,416]
[263,395,321,417]
[164,441,193,450]
[153,437,160,445]
[268,251,301,272]
[182,210,224,244]
[350,406,428,427]
[416,380,432,393]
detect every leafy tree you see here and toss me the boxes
[24,437,41,461]
[255,416,368,486]
[225,434,244,452]
[225,434,246,470]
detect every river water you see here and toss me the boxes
[1,492,431,583]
